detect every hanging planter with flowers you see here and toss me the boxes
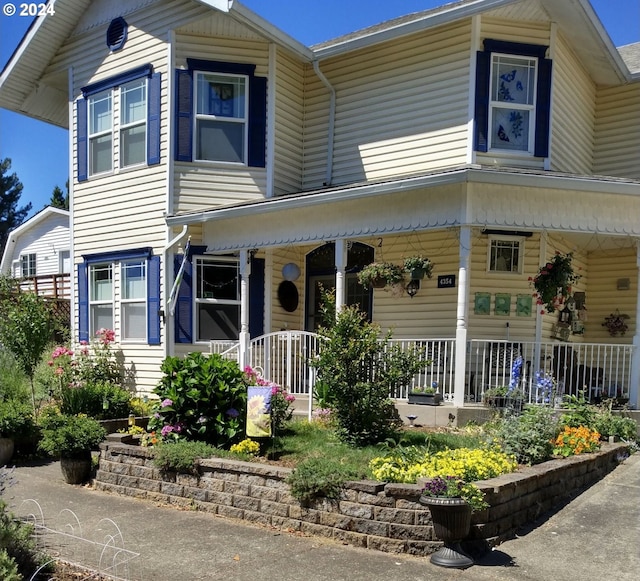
[529,251,580,314]
[602,311,629,337]
[357,262,405,289]
[403,255,434,280]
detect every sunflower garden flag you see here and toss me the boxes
[246,385,272,437]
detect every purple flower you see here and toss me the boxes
[161,425,174,437]
[161,398,173,408]
[226,408,240,418]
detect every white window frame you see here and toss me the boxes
[487,236,524,274]
[88,263,114,335]
[120,259,147,343]
[193,71,249,165]
[194,256,240,342]
[488,53,538,154]
[88,80,148,177]
[20,253,36,277]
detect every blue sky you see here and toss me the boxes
[0,0,638,218]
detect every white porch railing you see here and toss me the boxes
[211,333,634,405]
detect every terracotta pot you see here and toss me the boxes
[420,496,473,569]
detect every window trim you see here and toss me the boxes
[87,89,114,176]
[20,253,36,277]
[88,262,114,336]
[486,235,524,275]
[120,259,148,343]
[193,255,240,343]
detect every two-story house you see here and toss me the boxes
[1,0,638,408]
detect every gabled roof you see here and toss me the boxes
[0,206,70,273]
[0,0,634,128]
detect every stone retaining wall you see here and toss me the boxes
[94,440,628,556]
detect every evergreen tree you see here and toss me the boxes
[0,158,31,257]
[49,181,69,210]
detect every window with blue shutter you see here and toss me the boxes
[79,248,160,345]
[474,40,551,157]
[76,65,160,182]
[174,59,267,167]
[174,244,207,344]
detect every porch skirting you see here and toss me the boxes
[95,439,628,556]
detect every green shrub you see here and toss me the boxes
[0,549,21,581]
[0,349,29,405]
[0,400,35,440]
[38,412,106,459]
[60,381,132,420]
[559,393,597,428]
[152,440,218,474]
[592,407,637,441]
[286,456,367,504]
[487,406,559,465]
[312,300,423,447]
[148,353,247,447]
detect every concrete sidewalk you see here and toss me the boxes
[3,453,639,581]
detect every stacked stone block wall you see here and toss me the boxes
[95,440,627,556]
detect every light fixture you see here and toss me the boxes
[406,279,420,298]
[282,262,301,281]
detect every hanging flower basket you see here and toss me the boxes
[529,252,580,313]
[357,262,405,289]
[403,256,434,280]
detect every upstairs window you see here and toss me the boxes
[78,65,161,182]
[489,54,536,153]
[20,253,36,277]
[195,73,247,163]
[175,59,267,168]
[475,40,552,158]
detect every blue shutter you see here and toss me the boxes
[248,76,267,168]
[147,255,161,345]
[77,99,88,182]
[249,257,265,338]
[78,263,89,343]
[474,51,490,153]
[175,69,193,162]
[175,254,193,343]
[534,58,553,158]
[147,73,161,165]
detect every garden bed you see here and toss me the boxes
[94,438,629,557]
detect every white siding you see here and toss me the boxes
[550,33,595,174]
[303,20,472,190]
[594,83,640,179]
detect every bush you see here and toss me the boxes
[487,406,560,465]
[152,440,217,474]
[38,412,106,459]
[148,353,247,447]
[593,408,637,441]
[0,349,29,405]
[0,401,35,440]
[312,300,423,446]
[286,456,367,504]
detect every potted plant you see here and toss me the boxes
[408,385,443,406]
[420,475,488,569]
[483,385,524,412]
[529,251,580,313]
[357,262,405,289]
[403,256,434,280]
[0,401,35,466]
[38,412,106,484]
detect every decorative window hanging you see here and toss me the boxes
[602,311,629,337]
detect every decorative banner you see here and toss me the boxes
[495,293,511,316]
[516,294,532,317]
[474,292,490,315]
[246,385,272,438]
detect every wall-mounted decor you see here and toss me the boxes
[494,293,511,316]
[277,281,299,312]
[474,292,490,315]
[516,294,532,317]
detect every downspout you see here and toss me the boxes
[68,65,76,343]
[312,60,335,187]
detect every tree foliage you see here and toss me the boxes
[49,182,69,210]
[0,158,31,257]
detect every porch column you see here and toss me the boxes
[335,239,347,315]
[630,241,640,409]
[239,249,251,371]
[453,226,471,407]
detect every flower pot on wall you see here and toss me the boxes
[408,393,443,406]
[410,268,426,280]
[420,496,474,569]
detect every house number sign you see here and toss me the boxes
[437,275,456,288]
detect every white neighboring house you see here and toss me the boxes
[1,206,71,299]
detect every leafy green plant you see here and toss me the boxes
[312,303,423,446]
[356,261,405,288]
[152,440,217,474]
[592,406,637,441]
[559,393,597,429]
[486,406,559,465]
[403,256,434,278]
[286,456,367,504]
[60,380,132,420]
[147,353,247,447]
[0,400,35,439]
[38,412,106,459]
[0,549,21,581]
[529,251,580,313]
[0,349,29,405]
